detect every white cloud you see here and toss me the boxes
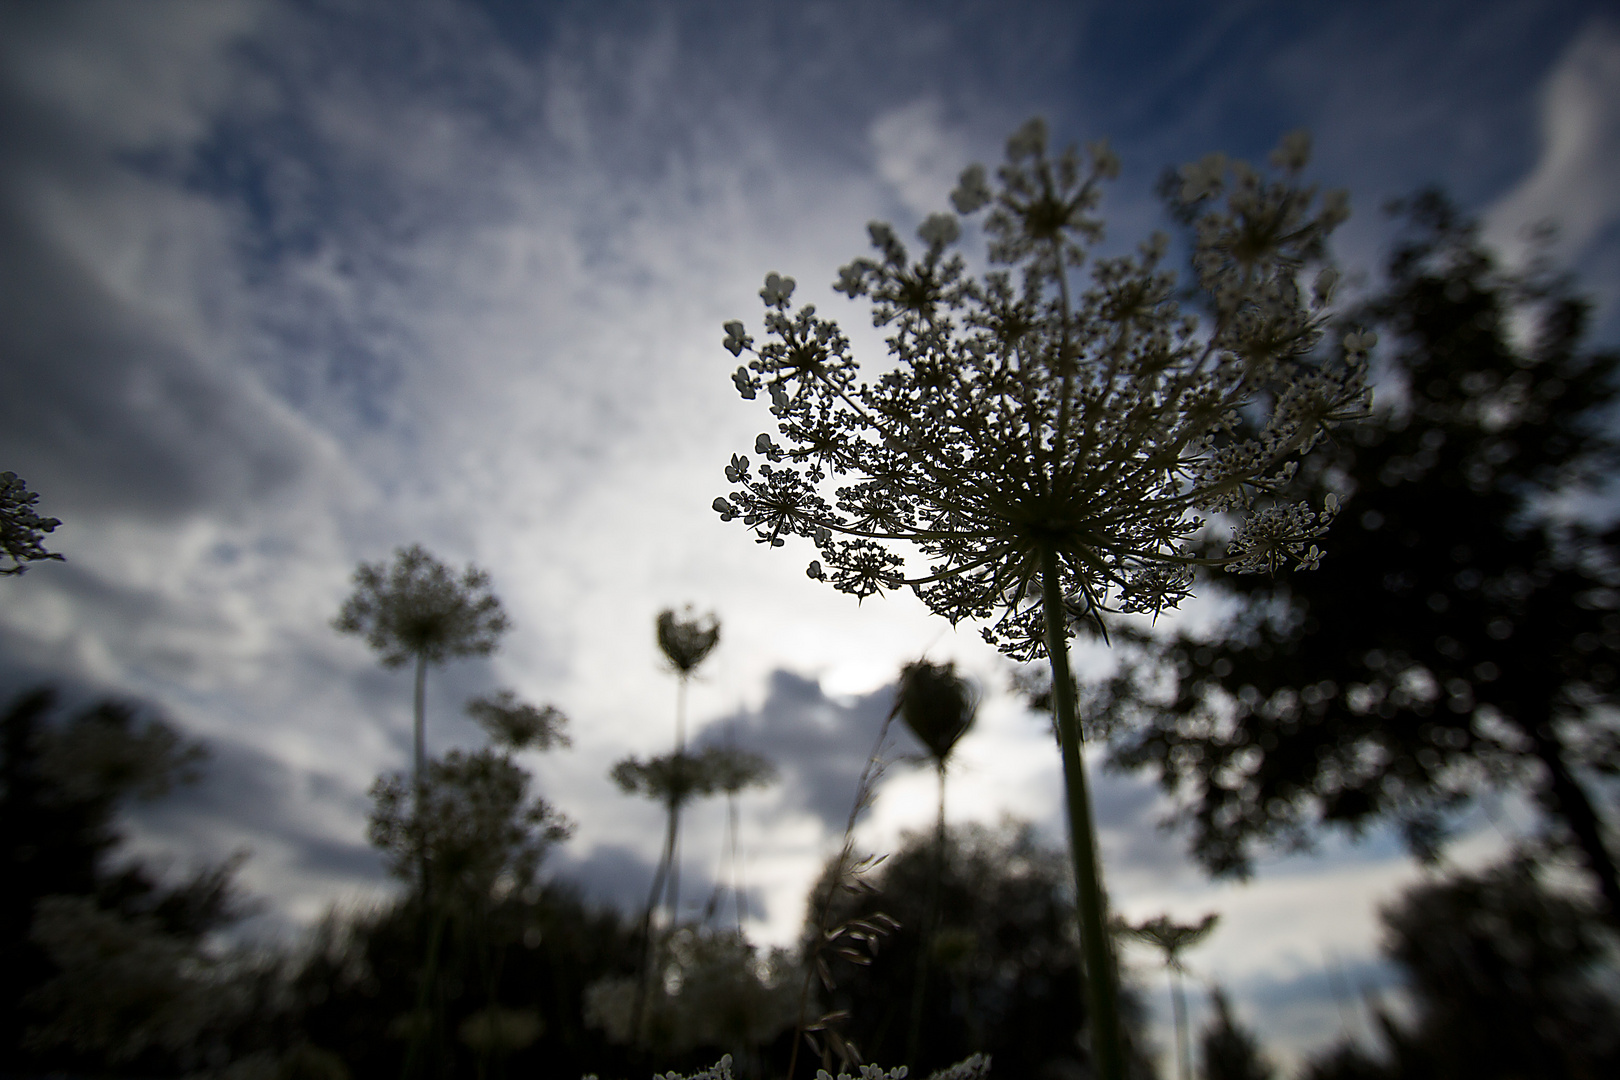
[1486,19,1620,267]
[868,98,970,219]
[0,0,264,149]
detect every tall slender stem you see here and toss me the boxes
[907,760,949,1066]
[409,651,437,1080]
[403,903,449,1080]
[729,792,745,935]
[1041,546,1125,1080]
[413,652,429,894]
[632,802,678,1046]
[675,675,689,753]
[668,675,689,925]
[1171,963,1190,1080]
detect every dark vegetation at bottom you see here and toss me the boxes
[3,681,1617,1080]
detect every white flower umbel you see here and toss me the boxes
[714,119,1370,1080]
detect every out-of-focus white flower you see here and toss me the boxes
[723,320,752,357]
[759,272,795,307]
[1268,129,1312,172]
[716,120,1366,651]
[1344,328,1378,356]
[1179,152,1228,203]
[917,212,960,249]
[950,163,992,214]
[1006,116,1047,160]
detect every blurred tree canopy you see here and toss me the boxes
[290,879,646,1080]
[0,687,262,1075]
[807,821,1158,1080]
[1096,192,1620,922]
[1198,988,1273,1080]
[1303,854,1620,1080]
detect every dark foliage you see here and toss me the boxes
[1380,857,1619,1079]
[0,686,251,1074]
[1299,1042,1391,1080]
[1097,192,1620,920]
[1300,855,1620,1080]
[290,883,647,1080]
[0,471,64,576]
[1198,988,1273,1080]
[806,821,1158,1079]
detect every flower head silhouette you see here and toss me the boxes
[717,119,1369,653]
[715,119,1370,1080]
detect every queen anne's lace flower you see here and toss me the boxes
[712,122,1369,1080]
[715,124,1369,660]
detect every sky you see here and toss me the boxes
[2,0,1618,1069]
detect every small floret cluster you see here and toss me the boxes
[714,120,1371,657]
[0,471,64,577]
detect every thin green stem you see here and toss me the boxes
[907,759,949,1067]
[409,651,437,1080]
[730,792,745,935]
[632,804,678,1047]
[1171,963,1190,1080]
[675,675,688,753]
[669,676,688,927]
[403,901,450,1080]
[1041,546,1125,1080]
[413,652,429,897]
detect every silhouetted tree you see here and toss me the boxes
[1099,192,1620,922]
[0,687,275,1076]
[1198,988,1272,1080]
[1300,854,1620,1080]
[1383,856,1618,1078]
[0,471,63,576]
[1298,1042,1391,1080]
[810,821,1159,1080]
[292,881,644,1080]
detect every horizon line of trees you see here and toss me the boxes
[4,680,1616,1080]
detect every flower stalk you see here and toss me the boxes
[1042,546,1124,1078]
[715,119,1370,1080]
